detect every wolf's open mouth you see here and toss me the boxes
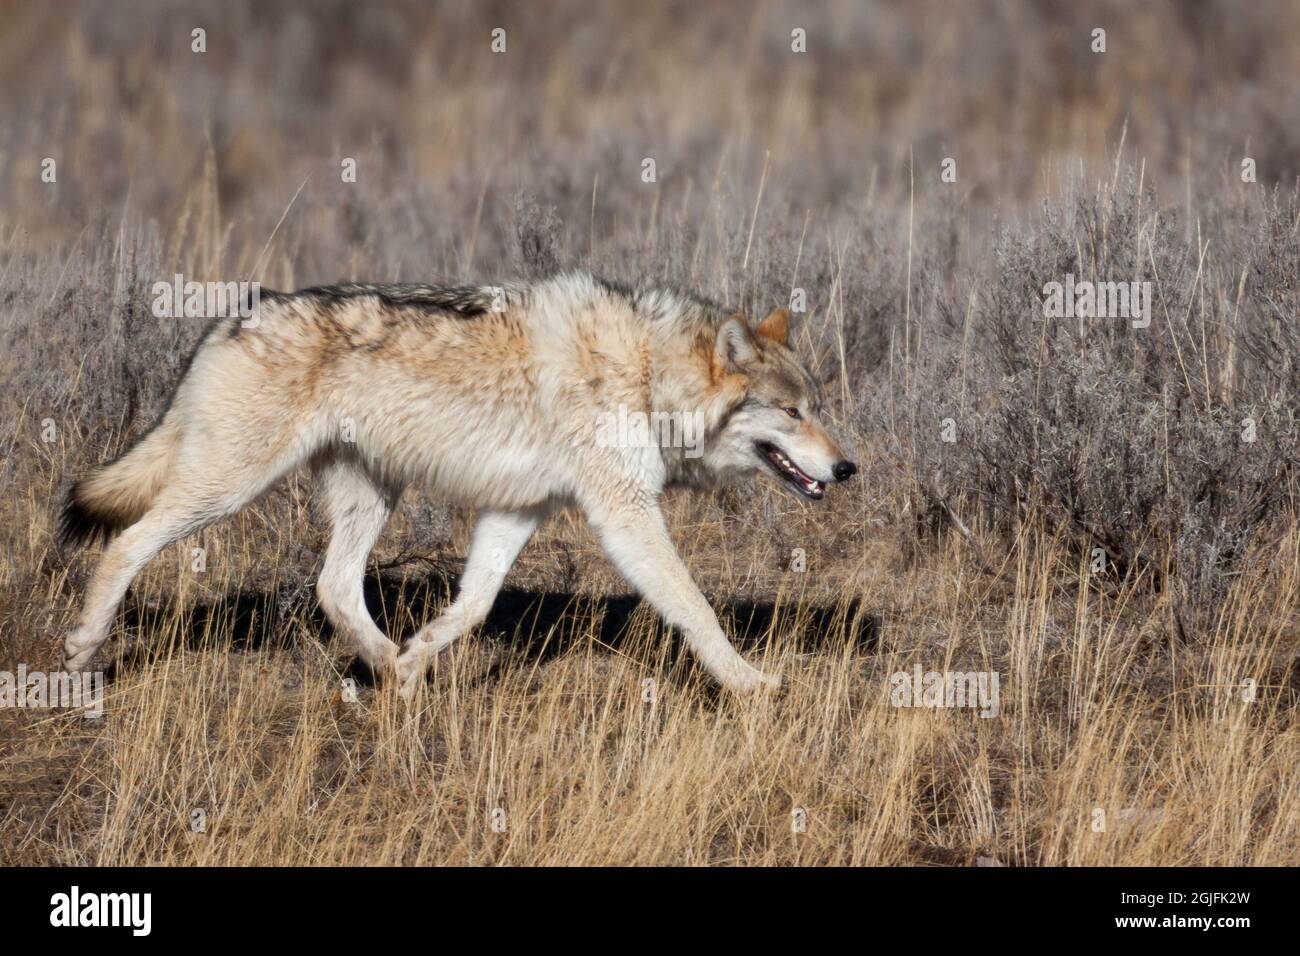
[755,441,825,499]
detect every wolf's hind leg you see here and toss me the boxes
[587,499,780,693]
[62,490,235,672]
[63,432,316,673]
[395,507,544,699]
[315,461,400,672]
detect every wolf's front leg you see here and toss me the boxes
[587,499,781,693]
[395,507,543,700]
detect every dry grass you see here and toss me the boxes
[1,0,1298,865]
[5,495,1297,865]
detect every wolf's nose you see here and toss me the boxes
[833,460,857,481]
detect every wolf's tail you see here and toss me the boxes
[59,415,182,547]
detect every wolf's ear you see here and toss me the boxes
[716,315,760,370]
[756,308,790,347]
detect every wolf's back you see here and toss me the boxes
[57,278,540,547]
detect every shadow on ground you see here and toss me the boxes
[113,565,879,686]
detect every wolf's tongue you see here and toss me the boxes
[762,444,824,497]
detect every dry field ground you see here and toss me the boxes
[1,0,1297,865]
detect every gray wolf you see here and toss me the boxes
[59,271,857,696]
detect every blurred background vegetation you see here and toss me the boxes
[5,0,1296,614]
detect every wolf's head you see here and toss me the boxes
[702,308,857,500]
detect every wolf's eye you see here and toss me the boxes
[783,406,801,419]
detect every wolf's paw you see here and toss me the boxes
[61,635,99,674]
[393,644,426,702]
[361,640,399,677]
[722,664,784,695]
[751,671,784,695]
